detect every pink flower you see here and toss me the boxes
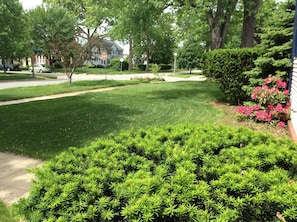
[262,85,268,89]
[255,110,271,122]
[251,94,257,99]
[240,106,254,116]
[286,101,291,106]
[253,87,262,94]
[268,87,279,94]
[237,106,246,114]
[252,105,261,111]
[264,78,270,84]
[284,90,289,96]
[277,121,285,128]
[245,108,253,116]
[275,104,283,112]
[276,81,287,89]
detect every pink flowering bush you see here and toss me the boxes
[237,75,290,127]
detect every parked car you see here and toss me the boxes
[29,64,51,73]
[0,64,21,71]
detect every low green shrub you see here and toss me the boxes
[14,124,297,221]
[151,64,161,75]
[0,199,16,222]
[202,48,260,104]
[159,64,172,70]
[137,64,147,71]
[110,58,128,71]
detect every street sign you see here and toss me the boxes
[101,53,107,61]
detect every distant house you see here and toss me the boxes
[18,47,50,68]
[83,39,124,67]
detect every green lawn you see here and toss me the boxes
[0,79,149,101]
[0,200,16,222]
[0,74,34,80]
[168,73,202,78]
[0,81,225,160]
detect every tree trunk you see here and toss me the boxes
[66,72,72,86]
[2,59,6,74]
[128,35,133,71]
[146,49,150,71]
[207,0,238,50]
[241,0,260,48]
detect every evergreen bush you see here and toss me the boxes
[159,64,172,70]
[243,0,294,91]
[110,58,128,71]
[14,124,297,222]
[202,48,260,104]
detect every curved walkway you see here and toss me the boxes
[0,86,124,106]
[0,152,43,205]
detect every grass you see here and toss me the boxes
[0,81,225,160]
[0,200,16,222]
[0,74,34,80]
[168,73,201,78]
[0,79,149,101]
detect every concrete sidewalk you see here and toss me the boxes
[0,86,123,106]
[0,152,43,205]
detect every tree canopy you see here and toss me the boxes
[0,0,292,73]
[0,0,26,68]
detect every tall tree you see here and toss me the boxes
[108,0,136,71]
[109,0,174,70]
[174,0,238,50]
[0,0,26,72]
[29,5,80,85]
[244,0,294,90]
[43,0,110,61]
[241,0,261,48]
[133,8,176,67]
[177,37,206,73]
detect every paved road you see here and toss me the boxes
[0,71,206,90]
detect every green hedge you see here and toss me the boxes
[202,48,260,104]
[14,124,297,221]
[110,58,128,71]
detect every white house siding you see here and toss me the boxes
[83,40,124,67]
[290,57,297,134]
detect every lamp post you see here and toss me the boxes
[30,40,35,78]
[120,58,124,72]
[173,52,177,74]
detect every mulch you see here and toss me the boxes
[212,102,290,139]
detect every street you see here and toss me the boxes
[0,70,206,90]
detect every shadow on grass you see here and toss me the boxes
[0,81,225,160]
[0,96,142,159]
[149,81,226,102]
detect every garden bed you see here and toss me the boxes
[212,102,289,138]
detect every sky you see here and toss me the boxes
[20,0,42,10]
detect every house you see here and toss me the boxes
[289,0,297,140]
[83,39,124,67]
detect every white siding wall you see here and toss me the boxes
[291,57,297,133]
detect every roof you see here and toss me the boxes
[90,38,123,51]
